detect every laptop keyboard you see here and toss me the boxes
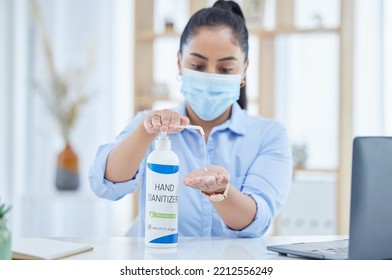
[309,246,348,256]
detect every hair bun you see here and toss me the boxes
[212,0,245,22]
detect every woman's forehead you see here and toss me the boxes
[182,27,244,60]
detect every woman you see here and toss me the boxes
[89,0,292,237]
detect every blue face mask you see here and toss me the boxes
[180,68,242,121]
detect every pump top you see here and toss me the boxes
[155,131,171,151]
[159,131,168,139]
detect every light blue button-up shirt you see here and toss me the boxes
[89,102,292,237]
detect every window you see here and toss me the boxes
[353,0,387,136]
[276,33,339,169]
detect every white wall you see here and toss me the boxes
[0,0,12,204]
[10,0,30,235]
[111,0,135,235]
[2,0,135,237]
[384,0,392,135]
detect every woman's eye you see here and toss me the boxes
[191,64,205,71]
[219,68,233,74]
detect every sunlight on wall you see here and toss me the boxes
[384,0,392,135]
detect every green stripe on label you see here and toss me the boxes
[149,211,176,219]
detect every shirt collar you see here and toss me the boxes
[224,102,247,136]
[175,101,247,136]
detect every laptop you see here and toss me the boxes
[267,137,392,260]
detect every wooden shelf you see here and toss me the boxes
[136,30,180,41]
[251,27,340,36]
[293,167,338,174]
[137,27,340,42]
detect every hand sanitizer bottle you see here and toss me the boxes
[145,131,179,247]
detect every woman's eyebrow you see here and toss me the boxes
[190,52,208,60]
[190,53,238,62]
[217,56,238,62]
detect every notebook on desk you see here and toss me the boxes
[12,238,93,260]
[267,137,392,260]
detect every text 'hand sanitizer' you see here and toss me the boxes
[145,131,179,248]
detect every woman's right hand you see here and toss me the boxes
[143,109,190,135]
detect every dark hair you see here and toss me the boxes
[179,0,249,110]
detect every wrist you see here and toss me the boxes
[202,183,230,202]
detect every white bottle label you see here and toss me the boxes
[145,162,179,246]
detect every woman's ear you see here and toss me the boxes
[242,59,249,80]
[177,50,182,74]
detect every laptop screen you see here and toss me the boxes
[266,137,392,260]
[348,137,392,260]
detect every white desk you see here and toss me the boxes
[56,235,346,260]
[20,193,114,237]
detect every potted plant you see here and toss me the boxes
[0,198,12,259]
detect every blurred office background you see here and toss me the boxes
[0,0,390,237]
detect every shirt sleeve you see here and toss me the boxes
[88,111,149,201]
[224,121,293,237]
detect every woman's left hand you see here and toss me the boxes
[183,166,230,194]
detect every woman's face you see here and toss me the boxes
[178,27,248,78]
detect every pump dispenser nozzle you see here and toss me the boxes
[177,125,205,136]
[155,131,171,150]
